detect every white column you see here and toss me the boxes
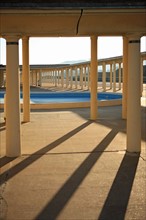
[127,35,141,152]
[22,36,30,122]
[122,36,128,119]
[90,36,98,120]
[5,36,21,157]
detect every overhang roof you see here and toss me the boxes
[0,0,146,9]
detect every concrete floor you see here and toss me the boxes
[0,104,146,220]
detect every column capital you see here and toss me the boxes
[124,33,142,42]
[22,36,30,41]
[90,35,98,40]
[3,34,21,42]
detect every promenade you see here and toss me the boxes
[0,86,146,220]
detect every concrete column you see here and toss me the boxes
[140,58,143,96]
[70,68,73,89]
[39,69,42,87]
[30,71,32,86]
[75,68,78,89]
[66,68,69,88]
[5,36,21,157]
[80,66,83,89]
[32,71,34,85]
[90,36,98,120]
[61,69,64,88]
[110,63,113,89]
[102,62,106,92]
[52,70,54,84]
[57,70,59,86]
[55,70,57,86]
[68,69,70,88]
[113,62,116,92]
[122,36,128,119]
[127,35,141,152]
[35,71,38,86]
[87,65,90,90]
[118,63,122,90]
[22,36,30,122]
[84,66,87,87]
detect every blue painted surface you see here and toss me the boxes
[0,92,122,104]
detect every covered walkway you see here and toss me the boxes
[0,105,146,219]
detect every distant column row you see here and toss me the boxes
[28,61,124,92]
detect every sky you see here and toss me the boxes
[0,36,146,65]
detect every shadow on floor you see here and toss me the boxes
[98,153,140,220]
[35,128,119,220]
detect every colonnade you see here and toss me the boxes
[0,34,145,157]
[28,60,124,92]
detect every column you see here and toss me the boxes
[122,36,128,119]
[55,70,57,86]
[52,70,54,85]
[90,36,98,120]
[87,65,90,90]
[32,71,34,85]
[83,66,86,87]
[70,68,73,89]
[80,66,83,89]
[127,35,141,152]
[22,36,30,122]
[35,70,38,86]
[140,58,143,96]
[110,63,113,89]
[75,68,78,89]
[118,63,122,90]
[61,69,64,88]
[5,36,21,157]
[102,62,106,92]
[113,62,116,92]
[57,70,60,85]
[66,68,69,88]
[39,69,42,87]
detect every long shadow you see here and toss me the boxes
[98,153,140,220]
[35,128,118,220]
[0,156,16,168]
[0,120,92,185]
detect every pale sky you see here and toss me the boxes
[0,36,146,65]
